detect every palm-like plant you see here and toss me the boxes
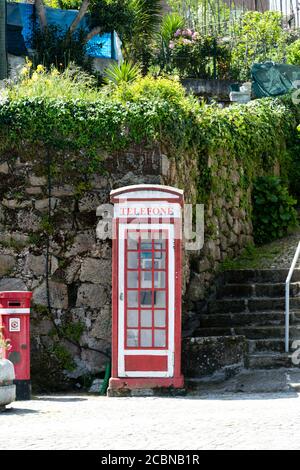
[160,12,184,46]
[104,61,141,85]
[124,0,163,67]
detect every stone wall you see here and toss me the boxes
[0,145,276,390]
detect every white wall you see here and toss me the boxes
[269,0,300,27]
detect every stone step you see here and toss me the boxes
[248,338,286,353]
[247,352,294,369]
[200,312,290,328]
[194,325,300,340]
[208,297,300,313]
[185,369,300,394]
[217,282,300,299]
[224,269,300,285]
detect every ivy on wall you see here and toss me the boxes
[0,73,299,208]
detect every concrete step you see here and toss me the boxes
[208,297,300,313]
[194,325,300,340]
[248,352,293,369]
[248,338,286,353]
[224,269,300,285]
[186,368,300,394]
[200,312,289,328]
[217,282,300,299]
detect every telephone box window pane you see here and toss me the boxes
[127,233,138,250]
[128,291,138,307]
[127,271,138,288]
[140,290,152,306]
[127,329,139,347]
[141,270,152,288]
[154,330,166,347]
[140,242,152,251]
[128,252,138,269]
[155,271,165,288]
[154,291,166,308]
[141,329,152,347]
[141,310,152,327]
[154,310,166,327]
[127,310,138,328]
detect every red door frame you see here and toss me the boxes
[109,186,184,391]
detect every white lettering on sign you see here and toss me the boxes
[9,318,20,332]
[115,203,181,219]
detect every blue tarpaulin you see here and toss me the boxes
[7,2,122,60]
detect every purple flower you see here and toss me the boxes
[174,29,182,37]
[182,38,192,45]
[169,41,175,49]
[185,29,193,37]
[192,32,199,40]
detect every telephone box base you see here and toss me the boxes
[15,380,31,401]
[107,376,184,397]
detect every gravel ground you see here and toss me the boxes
[1,392,300,450]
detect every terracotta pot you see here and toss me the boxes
[0,358,16,408]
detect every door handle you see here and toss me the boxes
[120,292,124,301]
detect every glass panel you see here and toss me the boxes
[141,310,152,327]
[154,310,166,327]
[154,329,166,347]
[127,310,138,328]
[154,271,165,288]
[140,329,152,347]
[128,291,138,307]
[154,291,166,308]
[141,270,152,288]
[140,242,152,251]
[127,232,138,250]
[140,290,152,306]
[127,329,139,347]
[127,271,138,288]
[140,258,153,270]
[128,252,138,269]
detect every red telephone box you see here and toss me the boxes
[108,185,184,394]
[0,291,32,400]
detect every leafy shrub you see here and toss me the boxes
[231,11,288,81]
[7,62,99,101]
[287,39,300,66]
[252,176,298,245]
[31,25,92,73]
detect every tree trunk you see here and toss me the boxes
[35,0,47,31]
[0,0,7,80]
[68,0,90,36]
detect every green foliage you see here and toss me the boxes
[104,61,141,85]
[43,0,82,8]
[252,176,298,245]
[1,71,300,224]
[160,13,185,46]
[230,11,288,81]
[167,30,230,79]
[287,39,300,65]
[49,343,76,372]
[8,62,99,101]
[30,25,92,73]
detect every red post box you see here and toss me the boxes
[0,291,32,400]
[108,184,184,395]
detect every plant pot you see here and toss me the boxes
[0,358,16,409]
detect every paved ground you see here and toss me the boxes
[1,392,300,450]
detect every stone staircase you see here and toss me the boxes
[194,269,300,370]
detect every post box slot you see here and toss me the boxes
[8,301,21,307]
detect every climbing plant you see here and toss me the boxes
[252,176,298,245]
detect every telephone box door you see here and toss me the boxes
[118,224,174,377]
